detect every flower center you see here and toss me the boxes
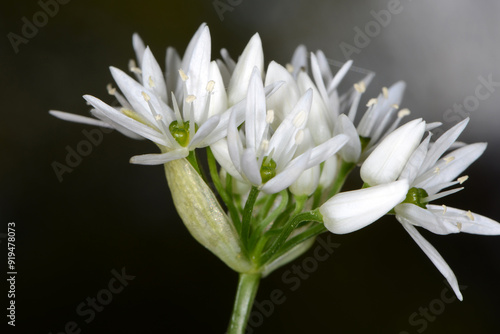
[402,187,429,209]
[260,157,277,183]
[169,120,192,147]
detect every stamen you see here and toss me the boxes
[259,139,269,155]
[128,59,142,74]
[155,114,163,121]
[442,204,447,214]
[206,80,215,92]
[148,76,155,88]
[458,175,469,184]
[443,156,455,163]
[457,222,463,231]
[366,98,378,107]
[398,108,411,118]
[392,104,400,109]
[107,84,116,95]
[178,69,189,81]
[354,81,366,93]
[382,87,389,99]
[141,92,151,102]
[266,110,274,124]
[433,167,440,174]
[465,210,475,221]
[293,110,307,128]
[185,95,196,103]
[285,63,294,73]
[295,130,304,145]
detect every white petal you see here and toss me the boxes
[361,119,425,186]
[261,150,311,194]
[334,114,361,163]
[245,67,267,150]
[241,148,261,185]
[399,134,431,184]
[210,139,242,181]
[189,114,220,148]
[181,23,207,74]
[290,44,307,78]
[395,203,457,235]
[130,149,188,165]
[427,205,500,235]
[415,142,487,191]
[296,71,331,144]
[321,179,409,234]
[89,109,143,140]
[306,134,349,169]
[207,61,228,118]
[183,26,211,123]
[142,47,168,103]
[228,33,264,105]
[132,33,146,66]
[264,61,301,127]
[399,221,463,301]
[310,52,334,124]
[419,118,469,175]
[290,165,320,196]
[319,155,339,188]
[165,47,182,99]
[227,105,244,173]
[83,95,167,146]
[49,110,114,128]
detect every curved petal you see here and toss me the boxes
[427,205,500,235]
[129,149,188,165]
[399,221,463,301]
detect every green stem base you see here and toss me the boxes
[227,273,261,334]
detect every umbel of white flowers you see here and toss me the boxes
[50,23,500,302]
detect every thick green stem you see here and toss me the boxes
[227,273,261,334]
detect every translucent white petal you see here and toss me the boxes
[189,114,220,148]
[321,180,409,234]
[290,45,307,78]
[334,114,361,163]
[241,148,261,185]
[296,71,331,144]
[306,134,349,169]
[89,109,143,140]
[418,118,469,175]
[165,47,182,100]
[427,205,500,235]
[210,139,243,181]
[415,142,487,191]
[227,33,264,105]
[395,203,458,235]
[261,150,311,194]
[207,61,228,118]
[132,33,146,66]
[142,47,168,103]
[245,68,267,150]
[129,149,188,165]
[83,95,167,146]
[49,110,114,128]
[399,134,431,184]
[399,221,463,301]
[264,61,301,127]
[290,165,320,196]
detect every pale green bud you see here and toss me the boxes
[164,158,252,273]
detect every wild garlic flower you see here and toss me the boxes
[215,68,348,194]
[392,117,500,300]
[50,24,262,165]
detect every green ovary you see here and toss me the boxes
[402,187,429,209]
[169,120,193,147]
[260,157,277,183]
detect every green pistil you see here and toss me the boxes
[402,187,429,209]
[169,120,195,147]
[359,135,371,151]
[260,157,277,183]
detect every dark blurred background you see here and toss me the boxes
[1,0,500,333]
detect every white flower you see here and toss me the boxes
[391,117,500,300]
[217,67,348,194]
[320,180,409,234]
[360,118,426,186]
[50,24,246,165]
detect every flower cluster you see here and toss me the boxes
[51,23,499,315]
